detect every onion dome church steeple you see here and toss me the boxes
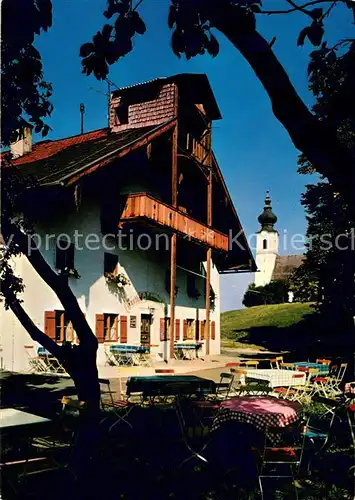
[258,190,278,232]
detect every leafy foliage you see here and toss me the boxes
[80,0,146,79]
[297,39,355,328]
[243,280,289,308]
[1,0,53,145]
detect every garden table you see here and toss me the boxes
[243,368,306,388]
[211,396,303,443]
[109,344,150,366]
[1,409,52,493]
[126,375,216,400]
[291,362,329,374]
[0,408,51,430]
[174,343,202,360]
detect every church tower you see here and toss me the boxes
[255,191,279,287]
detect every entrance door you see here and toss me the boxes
[140,314,151,345]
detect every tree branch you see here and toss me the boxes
[2,223,97,350]
[204,3,355,213]
[9,294,63,360]
[260,0,337,15]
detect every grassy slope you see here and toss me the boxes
[221,303,313,350]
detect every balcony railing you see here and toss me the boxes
[120,193,229,252]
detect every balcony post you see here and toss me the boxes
[205,141,213,356]
[169,124,178,360]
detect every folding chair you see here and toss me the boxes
[316,358,331,366]
[300,397,339,472]
[213,372,235,400]
[99,378,135,432]
[313,363,348,398]
[24,345,47,373]
[173,386,211,468]
[278,369,318,403]
[244,360,259,369]
[270,356,283,369]
[192,373,234,432]
[257,420,305,500]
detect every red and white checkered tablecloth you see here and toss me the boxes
[212,396,303,441]
[345,382,355,395]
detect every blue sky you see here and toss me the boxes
[35,0,350,311]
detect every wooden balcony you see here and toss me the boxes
[120,193,229,252]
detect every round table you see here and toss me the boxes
[212,396,303,440]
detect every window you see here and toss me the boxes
[104,314,118,341]
[55,311,74,342]
[104,253,118,276]
[263,239,267,250]
[187,275,200,299]
[115,103,129,125]
[186,319,195,340]
[130,315,137,328]
[56,240,74,271]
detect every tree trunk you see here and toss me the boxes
[204,4,355,210]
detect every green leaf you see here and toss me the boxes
[168,5,177,29]
[171,29,184,58]
[309,7,323,20]
[206,33,219,58]
[131,11,146,35]
[297,27,309,47]
[79,42,95,58]
[307,22,324,47]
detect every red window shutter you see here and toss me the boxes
[211,321,216,340]
[166,319,171,340]
[160,318,166,341]
[120,316,128,343]
[175,319,180,341]
[200,321,205,340]
[95,314,105,344]
[183,320,188,340]
[44,311,56,341]
[195,320,200,341]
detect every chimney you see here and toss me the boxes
[10,126,32,158]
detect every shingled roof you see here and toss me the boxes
[8,121,175,186]
[271,254,304,281]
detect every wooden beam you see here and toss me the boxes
[64,119,177,186]
[169,233,177,360]
[169,124,178,360]
[205,127,213,356]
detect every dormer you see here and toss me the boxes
[109,73,222,134]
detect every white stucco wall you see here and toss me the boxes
[0,200,221,372]
[255,230,279,287]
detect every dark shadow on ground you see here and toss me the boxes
[229,312,355,378]
[0,371,75,418]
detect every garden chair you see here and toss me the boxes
[231,368,271,396]
[288,369,319,403]
[24,345,47,373]
[172,385,211,468]
[313,363,348,398]
[244,360,259,369]
[316,358,331,366]
[280,362,296,370]
[192,373,235,432]
[272,372,311,401]
[300,397,339,473]
[270,356,284,369]
[214,372,235,400]
[99,378,135,431]
[256,420,305,500]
